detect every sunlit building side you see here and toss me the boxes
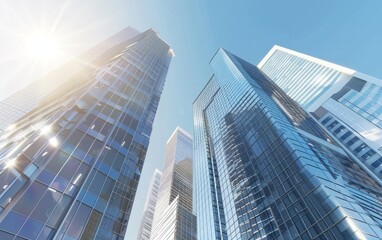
[0,27,140,135]
[0,27,173,239]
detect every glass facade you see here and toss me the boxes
[0,27,141,134]
[151,127,196,240]
[0,28,172,239]
[259,46,382,182]
[193,48,382,239]
[136,169,162,240]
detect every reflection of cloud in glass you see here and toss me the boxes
[360,128,382,142]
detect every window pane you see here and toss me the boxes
[51,176,69,192]
[82,210,102,239]
[37,226,53,240]
[47,195,71,227]
[0,169,19,196]
[46,151,70,174]
[31,189,62,222]
[13,182,46,216]
[37,170,55,185]
[89,172,106,196]
[18,218,43,239]
[0,230,14,240]
[0,211,26,234]
[62,130,83,154]
[67,204,91,238]
[100,177,115,201]
[58,157,81,181]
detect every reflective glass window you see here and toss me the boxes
[38,226,53,240]
[100,177,115,201]
[13,181,46,216]
[46,151,70,174]
[67,203,91,238]
[58,156,81,181]
[89,171,107,196]
[0,211,26,234]
[82,210,102,239]
[62,130,83,154]
[0,169,19,196]
[18,218,43,239]
[47,194,71,227]
[31,188,61,222]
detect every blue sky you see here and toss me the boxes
[1,1,382,239]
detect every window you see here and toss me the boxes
[58,157,81,181]
[327,121,339,130]
[82,210,102,239]
[89,171,107,196]
[46,151,70,174]
[0,169,19,196]
[371,158,382,168]
[100,177,115,201]
[339,131,352,141]
[62,130,83,154]
[321,116,333,125]
[361,149,375,160]
[0,211,26,234]
[46,194,71,227]
[67,204,92,238]
[30,188,62,222]
[13,182,46,216]
[333,125,345,135]
[354,143,367,153]
[18,218,43,239]
[346,137,359,146]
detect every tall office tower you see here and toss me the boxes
[193,48,382,240]
[0,27,173,239]
[136,169,162,240]
[150,127,196,240]
[258,45,382,181]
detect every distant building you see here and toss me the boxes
[0,27,173,239]
[151,127,196,240]
[193,48,382,239]
[136,169,162,240]
[259,45,382,181]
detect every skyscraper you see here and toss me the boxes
[150,127,196,240]
[136,169,162,240]
[258,45,382,182]
[193,48,382,239]
[0,27,173,239]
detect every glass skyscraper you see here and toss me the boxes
[0,27,173,239]
[193,48,382,239]
[151,127,196,240]
[259,45,382,182]
[136,169,162,240]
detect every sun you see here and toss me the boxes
[23,33,62,62]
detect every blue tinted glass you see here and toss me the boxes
[13,182,46,216]
[67,204,91,238]
[0,211,26,233]
[18,218,43,239]
[37,226,53,240]
[37,170,55,185]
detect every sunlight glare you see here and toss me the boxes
[24,33,61,61]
